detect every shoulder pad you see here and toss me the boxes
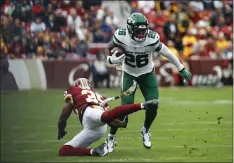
[113,28,127,46]
[144,30,160,47]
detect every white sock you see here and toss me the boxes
[142,126,149,133]
[90,149,93,155]
[140,103,144,109]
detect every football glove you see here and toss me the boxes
[57,130,67,140]
[179,68,192,82]
[107,50,125,64]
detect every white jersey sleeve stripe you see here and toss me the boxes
[113,35,126,46]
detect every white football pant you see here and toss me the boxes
[64,106,107,148]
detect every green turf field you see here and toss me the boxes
[0,87,233,162]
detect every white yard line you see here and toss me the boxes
[9,125,232,131]
[1,134,232,144]
[1,144,232,153]
[160,121,232,125]
[8,121,232,130]
[157,98,232,106]
[121,128,231,132]
[160,156,233,160]
[118,144,232,149]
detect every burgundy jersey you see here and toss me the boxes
[64,86,109,121]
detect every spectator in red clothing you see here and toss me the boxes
[4,0,15,16]
[32,0,44,17]
[204,36,216,58]
[8,36,26,59]
[75,1,85,17]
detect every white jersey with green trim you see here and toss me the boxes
[113,28,160,77]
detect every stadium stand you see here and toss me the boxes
[0,0,233,60]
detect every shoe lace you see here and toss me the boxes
[107,137,117,146]
[144,132,151,141]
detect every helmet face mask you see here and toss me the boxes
[73,78,93,90]
[127,13,149,42]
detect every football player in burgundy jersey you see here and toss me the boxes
[57,78,158,156]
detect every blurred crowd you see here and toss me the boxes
[0,0,233,61]
[1,0,119,60]
[133,0,233,60]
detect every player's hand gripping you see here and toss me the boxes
[107,49,125,64]
[179,68,192,82]
[57,130,67,140]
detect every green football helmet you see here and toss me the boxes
[127,13,149,42]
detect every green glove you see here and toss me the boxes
[179,68,192,82]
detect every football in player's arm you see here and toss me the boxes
[105,13,192,152]
[57,78,158,156]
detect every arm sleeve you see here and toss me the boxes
[158,43,184,71]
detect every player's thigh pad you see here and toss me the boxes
[83,106,107,133]
[138,71,159,100]
[121,72,136,104]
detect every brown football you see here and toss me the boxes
[111,46,125,57]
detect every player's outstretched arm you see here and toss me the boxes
[57,100,73,140]
[157,43,192,82]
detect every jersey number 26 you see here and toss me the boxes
[125,53,149,68]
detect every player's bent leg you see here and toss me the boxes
[59,145,92,156]
[138,71,159,149]
[107,72,136,152]
[60,128,107,156]
[59,107,108,156]
[59,143,108,156]
[100,104,142,123]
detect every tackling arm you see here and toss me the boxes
[57,99,73,140]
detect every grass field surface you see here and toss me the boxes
[0,87,233,162]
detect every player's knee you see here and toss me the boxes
[100,111,110,123]
[147,100,159,112]
[59,145,74,156]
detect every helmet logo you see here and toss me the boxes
[127,18,134,24]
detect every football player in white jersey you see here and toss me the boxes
[105,13,192,152]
